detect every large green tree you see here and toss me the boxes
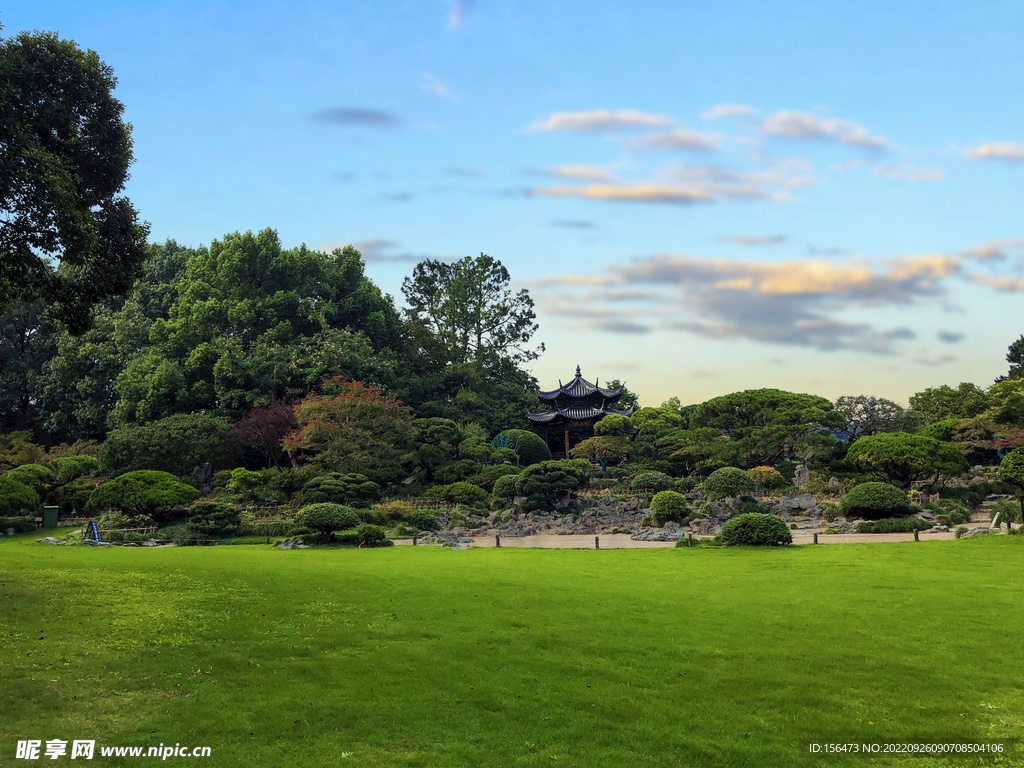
[909,383,991,424]
[833,395,918,441]
[0,31,149,332]
[846,432,970,488]
[688,389,845,469]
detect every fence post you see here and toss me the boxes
[413,534,418,546]
[813,532,818,544]
[914,529,919,542]
[495,533,501,547]
[688,533,693,547]
[595,536,599,549]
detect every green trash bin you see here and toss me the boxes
[42,506,59,530]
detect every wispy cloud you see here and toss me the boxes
[532,160,812,206]
[720,235,788,247]
[447,0,475,30]
[542,165,618,182]
[806,244,848,256]
[551,219,598,229]
[961,239,1024,261]
[526,109,674,133]
[443,166,486,178]
[700,104,757,120]
[970,274,1024,291]
[761,110,887,149]
[938,332,964,343]
[420,73,459,103]
[310,108,400,128]
[629,128,719,152]
[964,142,1024,162]
[319,238,442,264]
[873,163,944,182]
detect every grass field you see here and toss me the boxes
[2,535,1022,767]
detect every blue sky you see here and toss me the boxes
[5,1,1023,407]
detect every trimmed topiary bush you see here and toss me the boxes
[302,472,381,506]
[0,476,41,516]
[294,503,361,534]
[358,524,388,546]
[493,474,519,499]
[855,517,933,534]
[673,477,697,493]
[425,481,488,506]
[650,491,690,525]
[186,501,242,537]
[514,460,586,513]
[747,466,785,489]
[840,482,910,520]
[631,471,673,494]
[410,510,439,531]
[87,470,200,520]
[492,430,552,466]
[6,463,54,488]
[718,513,792,546]
[702,467,757,500]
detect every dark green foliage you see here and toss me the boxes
[294,503,360,534]
[997,447,1024,521]
[988,499,1022,526]
[702,467,757,499]
[855,517,933,534]
[286,526,312,537]
[358,524,388,546]
[916,418,960,442]
[409,510,439,531]
[0,515,36,533]
[493,474,519,499]
[631,471,673,493]
[718,513,792,546]
[99,413,234,476]
[302,473,381,506]
[846,432,970,488]
[513,460,585,512]
[239,520,296,537]
[739,500,768,516]
[909,383,991,423]
[840,482,910,520]
[689,389,846,469]
[673,477,697,492]
[463,463,522,490]
[493,430,551,466]
[0,31,150,332]
[87,470,199,519]
[650,491,689,525]
[186,501,241,537]
[425,481,488,506]
[6,463,53,488]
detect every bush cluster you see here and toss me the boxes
[492,430,551,466]
[840,482,909,520]
[649,491,690,526]
[701,467,757,500]
[0,476,41,515]
[358,524,389,547]
[718,513,792,546]
[630,471,673,494]
[186,501,241,537]
[514,461,586,513]
[747,466,785,489]
[302,472,381,507]
[294,503,360,534]
[854,517,933,534]
[424,481,488,506]
[409,510,439,531]
[0,515,38,534]
[492,474,518,499]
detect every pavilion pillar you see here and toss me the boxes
[564,429,570,457]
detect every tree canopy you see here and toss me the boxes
[0,31,149,332]
[846,432,970,488]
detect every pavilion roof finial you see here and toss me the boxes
[575,365,581,377]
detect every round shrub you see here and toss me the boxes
[514,460,586,512]
[358,524,387,546]
[186,501,241,537]
[410,510,439,531]
[650,491,690,525]
[718,513,792,546]
[492,430,551,466]
[302,472,381,505]
[425,481,488,506]
[747,466,785,489]
[493,474,519,499]
[631,471,673,494]
[294,503,361,534]
[87,470,200,520]
[840,482,910,520]
[0,476,41,515]
[702,467,757,499]
[6,464,54,488]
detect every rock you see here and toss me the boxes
[827,476,842,491]
[36,537,67,545]
[779,512,795,523]
[916,510,935,520]
[961,527,991,538]
[931,525,949,532]
[794,464,811,488]
[6,527,15,536]
[191,461,214,494]
[276,539,309,549]
[690,518,721,536]
[972,465,986,475]
[778,493,816,511]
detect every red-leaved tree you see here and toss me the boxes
[227,403,298,468]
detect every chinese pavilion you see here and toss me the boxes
[526,366,635,458]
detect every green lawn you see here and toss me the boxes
[1,535,1022,767]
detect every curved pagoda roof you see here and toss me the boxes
[527,366,634,424]
[536,365,627,402]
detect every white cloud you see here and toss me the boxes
[700,104,757,120]
[526,109,674,133]
[873,163,945,182]
[630,128,719,152]
[420,73,459,103]
[761,110,887,149]
[964,142,1024,162]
